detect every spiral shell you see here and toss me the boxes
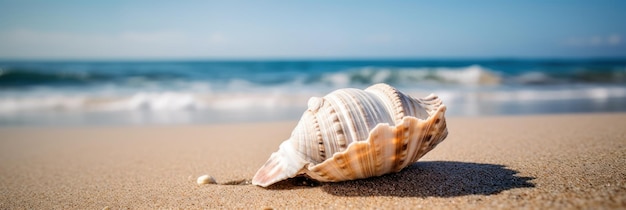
[252,83,448,187]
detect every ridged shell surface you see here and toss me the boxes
[252,83,448,187]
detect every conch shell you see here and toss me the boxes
[252,83,448,187]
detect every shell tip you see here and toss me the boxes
[252,141,307,187]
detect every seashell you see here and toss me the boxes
[197,174,216,185]
[252,83,448,187]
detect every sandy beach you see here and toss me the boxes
[1,113,625,209]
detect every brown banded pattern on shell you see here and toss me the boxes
[252,83,448,187]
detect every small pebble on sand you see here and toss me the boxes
[197,175,217,185]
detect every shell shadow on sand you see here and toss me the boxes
[267,161,535,197]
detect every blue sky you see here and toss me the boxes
[0,0,625,59]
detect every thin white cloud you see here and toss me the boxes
[564,34,622,47]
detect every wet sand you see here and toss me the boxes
[1,113,625,209]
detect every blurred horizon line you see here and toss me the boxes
[2,56,626,63]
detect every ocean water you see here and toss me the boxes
[1,59,625,126]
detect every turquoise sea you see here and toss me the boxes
[1,59,625,125]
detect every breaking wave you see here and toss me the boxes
[317,65,502,86]
[1,59,625,125]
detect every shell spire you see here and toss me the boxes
[252,83,448,187]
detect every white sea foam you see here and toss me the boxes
[1,85,625,115]
[97,92,206,111]
[0,95,85,113]
[0,88,312,114]
[432,65,501,85]
[0,84,625,126]
[426,86,626,104]
[319,65,502,87]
